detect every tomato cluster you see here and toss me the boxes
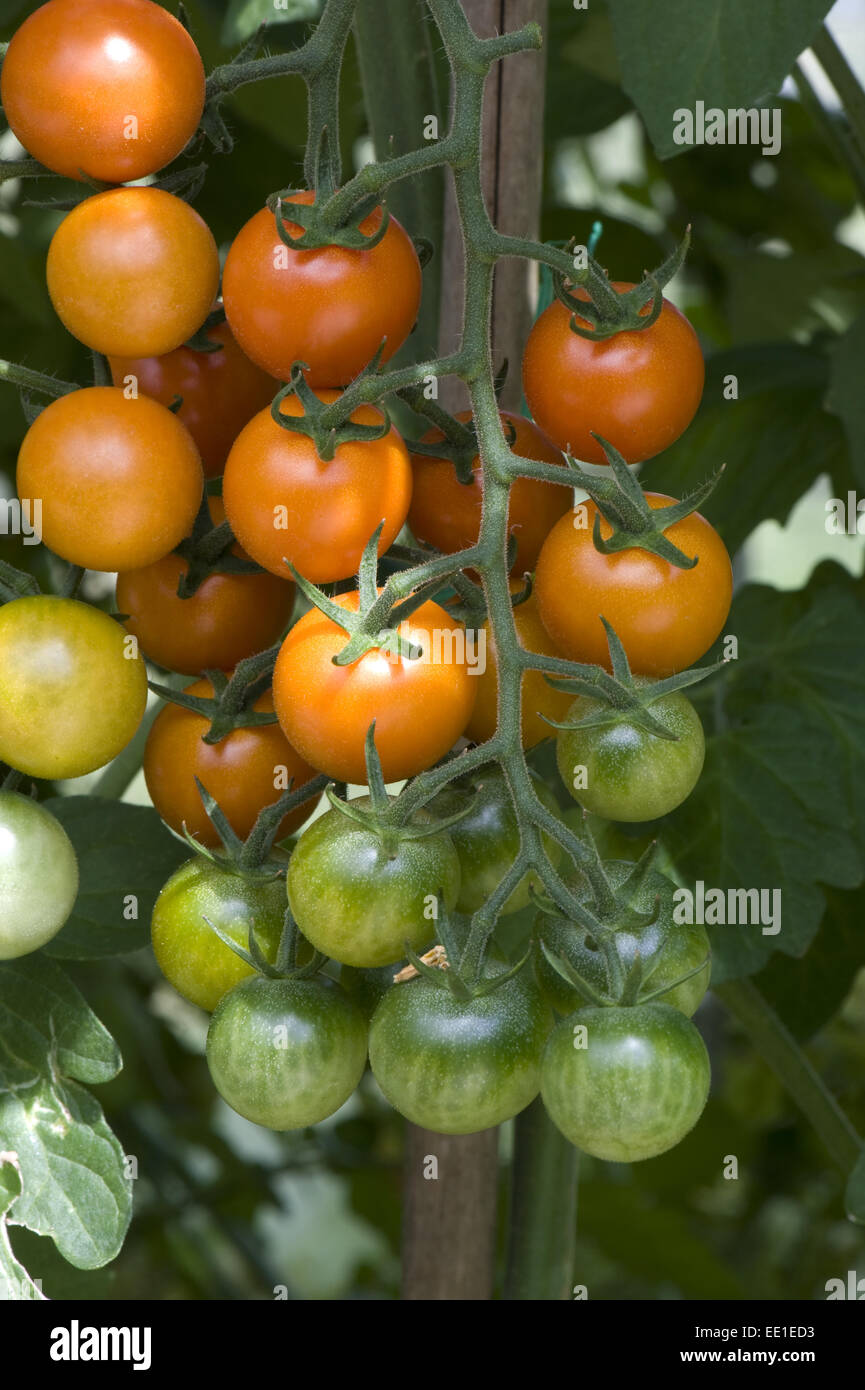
[0,0,731,1166]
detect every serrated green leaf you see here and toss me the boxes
[43,799,189,960]
[663,573,865,982]
[608,0,834,160]
[641,344,849,556]
[0,1159,46,1301]
[0,957,131,1271]
[222,0,320,45]
[845,1149,865,1225]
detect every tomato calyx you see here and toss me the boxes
[181,304,229,355]
[552,227,691,342]
[401,900,533,1004]
[269,367,392,463]
[544,618,725,742]
[149,646,282,743]
[205,895,326,985]
[168,492,263,597]
[266,173,391,252]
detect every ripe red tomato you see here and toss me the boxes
[47,186,219,357]
[534,493,732,676]
[109,316,278,479]
[0,0,205,184]
[16,386,202,573]
[143,680,318,848]
[222,390,412,583]
[272,593,478,784]
[222,191,422,386]
[465,588,573,748]
[116,499,295,676]
[522,284,704,464]
[408,412,571,574]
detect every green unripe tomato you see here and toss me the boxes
[535,860,710,1016]
[0,792,78,959]
[429,767,562,916]
[541,1002,710,1162]
[206,974,368,1130]
[151,857,285,1012]
[287,798,460,967]
[556,684,705,822]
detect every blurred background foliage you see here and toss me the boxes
[1,0,864,1299]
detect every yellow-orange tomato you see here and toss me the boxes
[522,284,704,465]
[222,192,422,386]
[16,386,202,573]
[534,494,732,677]
[466,591,573,748]
[222,390,412,582]
[109,316,278,479]
[144,681,318,848]
[116,500,294,676]
[0,0,205,184]
[47,187,219,357]
[408,412,571,574]
[273,593,477,784]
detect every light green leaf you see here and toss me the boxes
[222,0,321,46]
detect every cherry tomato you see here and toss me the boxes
[222,192,422,386]
[1,0,205,184]
[206,975,368,1130]
[466,588,573,748]
[368,966,552,1134]
[222,390,412,582]
[115,499,294,676]
[534,860,710,1017]
[273,593,478,784]
[534,494,732,676]
[151,857,286,1013]
[46,186,219,357]
[429,766,562,916]
[286,798,460,967]
[0,791,79,960]
[109,315,278,479]
[0,596,147,779]
[556,682,705,823]
[541,1002,711,1162]
[408,412,571,574]
[143,680,318,848]
[17,386,203,573]
[522,284,705,464]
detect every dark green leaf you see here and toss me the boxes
[43,799,189,960]
[608,0,834,160]
[757,885,865,1041]
[0,956,131,1270]
[827,311,865,491]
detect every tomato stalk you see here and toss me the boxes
[503,1097,579,1300]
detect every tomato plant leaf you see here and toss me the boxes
[0,1159,48,1301]
[756,884,865,1041]
[662,571,865,982]
[0,956,131,1270]
[642,344,850,557]
[607,0,835,160]
[221,0,321,46]
[42,799,189,961]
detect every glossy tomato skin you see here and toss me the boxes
[143,680,318,848]
[109,317,278,479]
[1,0,205,184]
[541,1002,710,1161]
[18,387,203,573]
[369,968,552,1134]
[222,391,412,582]
[116,498,294,676]
[286,799,460,967]
[534,494,732,677]
[0,597,147,779]
[429,767,562,916]
[556,683,705,822]
[0,792,79,960]
[151,858,286,1013]
[408,412,571,574]
[47,187,219,357]
[273,593,477,784]
[206,975,368,1130]
[522,285,705,464]
[466,590,573,748]
[222,193,422,386]
[534,860,710,1017]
